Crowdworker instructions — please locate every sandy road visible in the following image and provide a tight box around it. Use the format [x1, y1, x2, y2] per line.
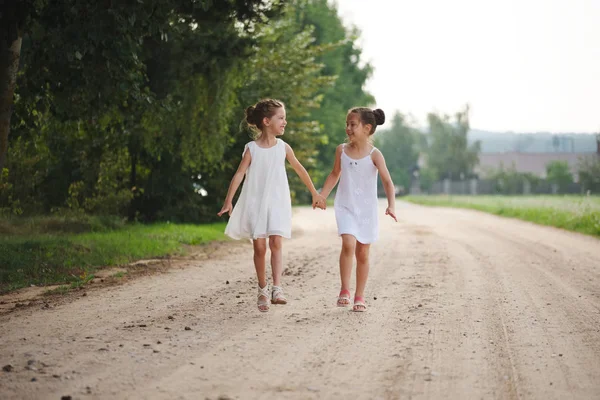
[1, 201, 600, 400]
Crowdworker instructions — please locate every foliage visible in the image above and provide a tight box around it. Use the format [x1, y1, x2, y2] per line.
[2, 0, 375, 224]
[2, 1, 287, 222]
[578, 156, 600, 194]
[425, 106, 481, 180]
[484, 164, 542, 195]
[293, 0, 374, 185]
[418, 167, 438, 192]
[374, 112, 420, 192]
[545, 160, 574, 191]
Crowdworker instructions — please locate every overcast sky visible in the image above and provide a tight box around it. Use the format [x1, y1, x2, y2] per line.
[335, 0, 600, 133]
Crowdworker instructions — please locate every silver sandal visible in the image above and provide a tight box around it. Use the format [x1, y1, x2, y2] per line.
[271, 285, 287, 305]
[257, 284, 270, 312]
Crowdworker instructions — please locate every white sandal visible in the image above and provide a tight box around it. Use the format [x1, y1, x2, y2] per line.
[271, 285, 287, 305]
[257, 284, 270, 312]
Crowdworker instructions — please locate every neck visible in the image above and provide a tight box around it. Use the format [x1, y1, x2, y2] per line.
[349, 139, 369, 150]
[258, 133, 277, 145]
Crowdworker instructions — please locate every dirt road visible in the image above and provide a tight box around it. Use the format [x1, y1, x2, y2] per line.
[1, 201, 600, 400]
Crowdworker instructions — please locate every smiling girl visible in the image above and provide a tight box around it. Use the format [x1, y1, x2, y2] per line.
[218, 99, 325, 312]
[319, 107, 397, 312]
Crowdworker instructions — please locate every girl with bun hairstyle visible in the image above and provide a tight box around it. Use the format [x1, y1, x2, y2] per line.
[218, 99, 326, 312]
[319, 107, 397, 312]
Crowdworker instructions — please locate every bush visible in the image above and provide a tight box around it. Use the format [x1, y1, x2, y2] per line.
[578, 156, 600, 194]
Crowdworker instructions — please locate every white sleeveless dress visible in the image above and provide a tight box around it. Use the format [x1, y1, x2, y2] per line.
[225, 139, 292, 240]
[334, 144, 379, 244]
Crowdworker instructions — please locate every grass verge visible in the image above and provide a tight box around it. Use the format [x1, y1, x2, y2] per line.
[404, 195, 600, 238]
[0, 222, 227, 294]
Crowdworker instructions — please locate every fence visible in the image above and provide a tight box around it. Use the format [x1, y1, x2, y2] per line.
[424, 179, 583, 195]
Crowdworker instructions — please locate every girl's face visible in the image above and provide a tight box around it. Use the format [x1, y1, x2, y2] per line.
[264, 107, 287, 136]
[345, 113, 371, 143]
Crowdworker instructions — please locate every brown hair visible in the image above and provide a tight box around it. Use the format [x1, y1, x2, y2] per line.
[348, 107, 385, 135]
[245, 99, 285, 138]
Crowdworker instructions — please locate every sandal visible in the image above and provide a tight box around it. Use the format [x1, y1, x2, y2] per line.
[337, 289, 351, 307]
[257, 284, 270, 312]
[271, 285, 287, 305]
[352, 296, 367, 312]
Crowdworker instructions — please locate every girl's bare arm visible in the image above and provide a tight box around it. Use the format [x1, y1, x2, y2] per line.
[285, 144, 326, 209]
[319, 144, 343, 199]
[372, 149, 397, 221]
[217, 149, 252, 216]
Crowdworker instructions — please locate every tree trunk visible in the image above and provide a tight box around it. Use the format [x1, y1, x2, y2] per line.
[128, 135, 139, 221]
[0, 35, 22, 172]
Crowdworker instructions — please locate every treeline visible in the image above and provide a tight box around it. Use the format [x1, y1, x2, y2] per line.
[3, 1, 597, 225]
[0, 0, 373, 222]
[375, 107, 480, 193]
[375, 108, 600, 194]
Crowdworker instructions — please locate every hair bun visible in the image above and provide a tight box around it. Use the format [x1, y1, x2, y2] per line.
[373, 109, 385, 125]
[245, 105, 258, 125]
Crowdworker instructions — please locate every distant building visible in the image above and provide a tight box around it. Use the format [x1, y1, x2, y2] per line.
[475, 152, 598, 181]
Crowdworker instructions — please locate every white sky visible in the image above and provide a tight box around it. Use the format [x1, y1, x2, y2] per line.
[335, 0, 600, 133]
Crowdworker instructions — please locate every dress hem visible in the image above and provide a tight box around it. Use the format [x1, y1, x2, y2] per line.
[225, 231, 292, 240]
[337, 231, 378, 245]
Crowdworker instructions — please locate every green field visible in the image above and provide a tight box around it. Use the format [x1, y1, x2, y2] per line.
[405, 195, 600, 238]
[0, 220, 227, 294]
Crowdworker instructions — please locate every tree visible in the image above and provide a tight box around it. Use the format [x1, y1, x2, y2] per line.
[374, 112, 419, 192]
[1, 0, 280, 178]
[486, 164, 541, 195]
[0, 0, 29, 172]
[425, 106, 480, 180]
[545, 160, 573, 192]
[293, 0, 374, 185]
[203, 4, 336, 214]
[577, 156, 600, 194]
[2, 0, 284, 219]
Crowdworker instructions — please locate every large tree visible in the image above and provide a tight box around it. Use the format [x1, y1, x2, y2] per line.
[425, 106, 481, 180]
[0, 0, 29, 172]
[1, 0, 283, 218]
[293, 0, 374, 184]
[0, 0, 279, 174]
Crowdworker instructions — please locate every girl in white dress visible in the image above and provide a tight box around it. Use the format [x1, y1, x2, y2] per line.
[218, 99, 326, 312]
[320, 107, 397, 312]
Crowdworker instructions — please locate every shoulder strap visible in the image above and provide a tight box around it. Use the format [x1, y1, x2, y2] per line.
[369, 146, 376, 154]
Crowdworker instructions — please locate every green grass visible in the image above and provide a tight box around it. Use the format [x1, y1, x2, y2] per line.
[405, 195, 600, 237]
[0, 222, 227, 294]
[0, 214, 126, 236]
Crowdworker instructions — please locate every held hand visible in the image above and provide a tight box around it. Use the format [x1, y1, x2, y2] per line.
[316, 198, 327, 210]
[312, 194, 327, 210]
[385, 207, 397, 222]
[217, 202, 233, 217]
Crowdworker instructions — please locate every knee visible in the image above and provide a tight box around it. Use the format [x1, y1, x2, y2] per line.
[254, 243, 267, 258]
[269, 236, 282, 252]
[341, 242, 355, 257]
[356, 248, 369, 264]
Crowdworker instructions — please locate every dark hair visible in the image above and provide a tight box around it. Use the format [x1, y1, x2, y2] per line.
[245, 99, 285, 137]
[348, 107, 385, 135]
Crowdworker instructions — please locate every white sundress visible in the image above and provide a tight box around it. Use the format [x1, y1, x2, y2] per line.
[225, 139, 292, 240]
[334, 144, 379, 244]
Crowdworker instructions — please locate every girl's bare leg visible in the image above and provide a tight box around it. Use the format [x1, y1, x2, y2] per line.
[269, 235, 287, 304]
[253, 238, 268, 288]
[253, 239, 269, 312]
[354, 241, 371, 310]
[269, 235, 283, 286]
[340, 234, 357, 292]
